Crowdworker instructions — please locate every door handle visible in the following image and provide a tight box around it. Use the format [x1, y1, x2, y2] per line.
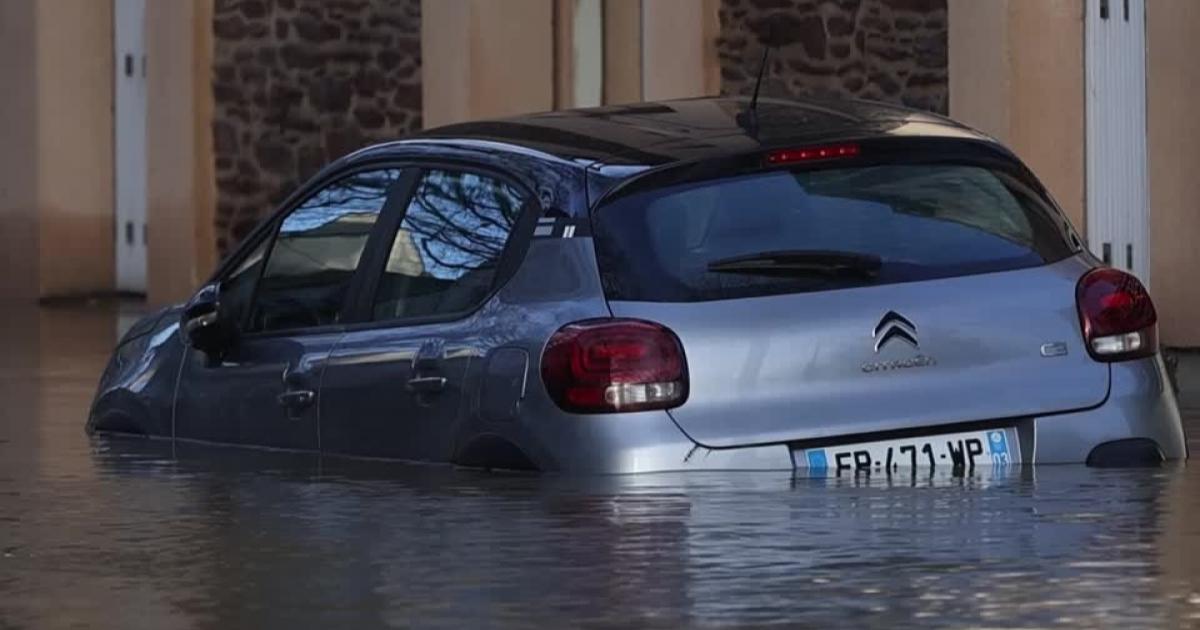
[406, 376, 447, 393]
[409, 340, 447, 396]
[277, 389, 315, 409]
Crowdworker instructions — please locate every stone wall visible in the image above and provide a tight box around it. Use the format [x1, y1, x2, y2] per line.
[717, 0, 948, 114]
[211, 0, 421, 255]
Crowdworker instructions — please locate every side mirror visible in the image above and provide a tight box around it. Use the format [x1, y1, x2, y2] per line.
[182, 283, 231, 355]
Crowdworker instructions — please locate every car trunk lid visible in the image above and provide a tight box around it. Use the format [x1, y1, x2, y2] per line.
[608, 257, 1106, 447]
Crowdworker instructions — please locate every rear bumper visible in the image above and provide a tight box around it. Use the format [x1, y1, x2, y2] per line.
[1033, 355, 1187, 464]
[535, 356, 1186, 474]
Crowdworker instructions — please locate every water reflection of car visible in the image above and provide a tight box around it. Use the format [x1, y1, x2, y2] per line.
[87, 96, 1187, 473]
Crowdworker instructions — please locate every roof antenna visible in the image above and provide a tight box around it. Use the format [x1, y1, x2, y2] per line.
[749, 45, 770, 116]
[738, 43, 773, 138]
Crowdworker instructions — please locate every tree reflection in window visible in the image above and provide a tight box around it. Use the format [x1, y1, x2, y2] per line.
[251, 169, 402, 332]
[374, 170, 525, 320]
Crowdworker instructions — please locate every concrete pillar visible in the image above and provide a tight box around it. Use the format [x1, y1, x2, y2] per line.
[1147, 0, 1200, 346]
[948, 0, 1086, 231]
[0, 0, 115, 302]
[144, 0, 216, 307]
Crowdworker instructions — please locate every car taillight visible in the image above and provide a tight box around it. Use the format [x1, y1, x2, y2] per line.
[1076, 268, 1158, 361]
[541, 319, 688, 414]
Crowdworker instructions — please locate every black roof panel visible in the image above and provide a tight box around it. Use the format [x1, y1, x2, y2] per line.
[415, 96, 992, 169]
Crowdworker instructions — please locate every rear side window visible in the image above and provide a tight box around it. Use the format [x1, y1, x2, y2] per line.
[593, 164, 1077, 302]
[372, 169, 526, 321]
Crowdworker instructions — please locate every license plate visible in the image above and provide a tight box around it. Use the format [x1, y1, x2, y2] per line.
[792, 428, 1020, 473]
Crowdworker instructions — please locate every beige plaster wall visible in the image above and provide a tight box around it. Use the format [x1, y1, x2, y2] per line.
[641, 0, 720, 101]
[422, 0, 717, 123]
[948, 0, 1086, 232]
[194, 0, 218, 290]
[35, 0, 116, 298]
[0, 0, 114, 301]
[1008, 1, 1086, 235]
[0, 0, 41, 302]
[421, 0, 554, 128]
[602, 0, 642, 104]
[952, 0, 1197, 345]
[145, 0, 216, 306]
[554, 0, 576, 109]
[948, 2, 1010, 142]
[1147, 0, 1200, 346]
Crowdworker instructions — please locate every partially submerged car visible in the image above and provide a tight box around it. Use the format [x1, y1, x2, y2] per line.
[88, 96, 1186, 473]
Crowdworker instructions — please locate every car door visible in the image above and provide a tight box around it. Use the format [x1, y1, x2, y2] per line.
[174, 167, 408, 450]
[319, 166, 533, 461]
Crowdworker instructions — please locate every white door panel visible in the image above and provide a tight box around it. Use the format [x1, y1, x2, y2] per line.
[1085, 0, 1150, 286]
[114, 0, 147, 293]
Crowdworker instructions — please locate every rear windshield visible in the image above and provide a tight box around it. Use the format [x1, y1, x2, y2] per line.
[592, 164, 1078, 302]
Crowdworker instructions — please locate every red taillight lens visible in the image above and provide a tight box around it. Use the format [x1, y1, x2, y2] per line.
[1076, 268, 1158, 361]
[765, 143, 860, 165]
[541, 319, 688, 414]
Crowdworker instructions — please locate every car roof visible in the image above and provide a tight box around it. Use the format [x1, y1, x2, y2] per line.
[409, 95, 993, 169]
[341, 95, 1002, 207]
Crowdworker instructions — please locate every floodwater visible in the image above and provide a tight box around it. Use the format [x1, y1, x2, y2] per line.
[3, 304, 1200, 629]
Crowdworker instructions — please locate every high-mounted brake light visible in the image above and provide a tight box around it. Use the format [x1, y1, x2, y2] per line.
[1076, 268, 1158, 362]
[766, 143, 860, 165]
[541, 319, 688, 414]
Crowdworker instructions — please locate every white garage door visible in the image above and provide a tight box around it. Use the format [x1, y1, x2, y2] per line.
[1085, 0, 1150, 286]
[114, 0, 148, 294]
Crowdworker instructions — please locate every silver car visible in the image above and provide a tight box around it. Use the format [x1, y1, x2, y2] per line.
[88, 97, 1187, 473]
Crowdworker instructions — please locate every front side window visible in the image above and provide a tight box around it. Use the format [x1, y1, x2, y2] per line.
[373, 169, 526, 321]
[218, 236, 269, 331]
[248, 168, 403, 332]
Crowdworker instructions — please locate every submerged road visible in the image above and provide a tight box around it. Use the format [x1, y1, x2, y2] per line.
[2, 303, 1199, 628]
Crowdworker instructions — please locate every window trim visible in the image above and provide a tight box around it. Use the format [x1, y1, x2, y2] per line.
[208, 157, 407, 284]
[208, 157, 542, 341]
[344, 162, 542, 332]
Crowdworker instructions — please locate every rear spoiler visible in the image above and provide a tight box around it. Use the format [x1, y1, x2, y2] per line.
[589, 136, 1026, 210]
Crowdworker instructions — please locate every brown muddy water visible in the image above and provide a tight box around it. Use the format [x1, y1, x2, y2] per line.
[2, 304, 1200, 629]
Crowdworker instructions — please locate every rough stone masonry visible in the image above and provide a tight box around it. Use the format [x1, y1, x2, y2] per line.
[211, 0, 421, 255]
[718, 0, 947, 113]
[208, 0, 946, 256]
